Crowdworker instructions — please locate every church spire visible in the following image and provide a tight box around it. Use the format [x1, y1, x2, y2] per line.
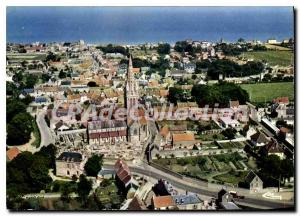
[128, 55, 134, 79]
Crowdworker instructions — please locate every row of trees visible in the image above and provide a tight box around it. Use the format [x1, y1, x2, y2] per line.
[96, 44, 129, 56]
[120, 56, 170, 78]
[207, 59, 264, 80]
[157, 43, 171, 55]
[215, 43, 247, 56]
[191, 83, 249, 107]
[174, 41, 201, 55]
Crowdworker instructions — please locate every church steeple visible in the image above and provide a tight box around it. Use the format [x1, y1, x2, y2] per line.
[128, 55, 134, 80]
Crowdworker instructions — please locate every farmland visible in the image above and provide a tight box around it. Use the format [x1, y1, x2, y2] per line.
[240, 82, 294, 103]
[241, 50, 293, 66]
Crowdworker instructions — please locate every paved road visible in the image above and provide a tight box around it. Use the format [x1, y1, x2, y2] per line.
[36, 110, 55, 150]
[103, 162, 294, 209]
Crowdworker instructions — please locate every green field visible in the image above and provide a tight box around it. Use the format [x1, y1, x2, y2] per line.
[241, 82, 294, 103]
[213, 171, 248, 185]
[241, 50, 293, 66]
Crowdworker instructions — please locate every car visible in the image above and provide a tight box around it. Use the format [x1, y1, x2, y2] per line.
[229, 191, 245, 199]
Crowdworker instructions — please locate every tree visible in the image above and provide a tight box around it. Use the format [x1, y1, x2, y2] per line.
[132, 58, 149, 68]
[270, 110, 278, 118]
[60, 183, 73, 202]
[84, 155, 103, 177]
[41, 73, 51, 83]
[6, 99, 27, 123]
[13, 70, 24, 83]
[168, 87, 185, 105]
[97, 44, 128, 56]
[77, 174, 92, 204]
[28, 155, 52, 190]
[87, 81, 98, 87]
[59, 70, 67, 79]
[222, 128, 237, 140]
[45, 52, 61, 62]
[7, 113, 34, 145]
[206, 59, 264, 80]
[21, 95, 34, 105]
[157, 43, 171, 55]
[35, 144, 57, 170]
[24, 74, 38, 88]
[191, 83, 249, 107]
[280, 158, 294, 183]
[237, 38, 245, 43]
[18, 48, 27, 53]
[7, 151, 53, 198]
[7, 82, 20, 98]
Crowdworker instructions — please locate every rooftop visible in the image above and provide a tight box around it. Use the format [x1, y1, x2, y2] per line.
[172, 194, 201, 205]
[6, 147, 21, 161]
[172, 133, 195, 142]
[57, 152, 82, 162]
[153, 195, 176, 208]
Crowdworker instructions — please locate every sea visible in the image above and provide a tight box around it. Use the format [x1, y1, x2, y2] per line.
[6, 6, 294, 45]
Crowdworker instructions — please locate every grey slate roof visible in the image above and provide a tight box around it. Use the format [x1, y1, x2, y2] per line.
[172, 194, 201, 205]
[57, 152, 82, 162]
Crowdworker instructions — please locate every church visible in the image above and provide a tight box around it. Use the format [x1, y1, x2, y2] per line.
[126, 55, 148, 144]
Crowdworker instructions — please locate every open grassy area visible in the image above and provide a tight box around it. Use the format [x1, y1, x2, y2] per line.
[7, 53, 46, 61]
[241, 50, 293, 66]
[264, 44, 292, 51]
[131, 49, 157, 57]
[32, 120, 41, 148]
[240, 82, 294, 103]
[213, 171, 248, 185]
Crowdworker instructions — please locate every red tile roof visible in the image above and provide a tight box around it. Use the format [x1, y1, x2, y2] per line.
[6, 147, 21, 161]
[273, 97, 289, 104]
[132, 68, 140, 73]
[172, 133, 195, 142]
[114, 160, 132, 186]
[153, 195, 176, 208]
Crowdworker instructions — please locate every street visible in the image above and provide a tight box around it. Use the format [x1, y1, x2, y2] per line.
[103, 161, 294, 210]
[36, 110, 55, 151]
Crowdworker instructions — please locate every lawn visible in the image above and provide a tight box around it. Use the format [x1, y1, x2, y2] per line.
[264, 44, 292, 51]
[240, 82, 294, 103]
[241, 50, 293, 66]
[32, 120, 41, 148]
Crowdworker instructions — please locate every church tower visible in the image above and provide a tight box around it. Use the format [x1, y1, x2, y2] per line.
[126, 55, 139, 112]
[126, 55, 140, 143]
